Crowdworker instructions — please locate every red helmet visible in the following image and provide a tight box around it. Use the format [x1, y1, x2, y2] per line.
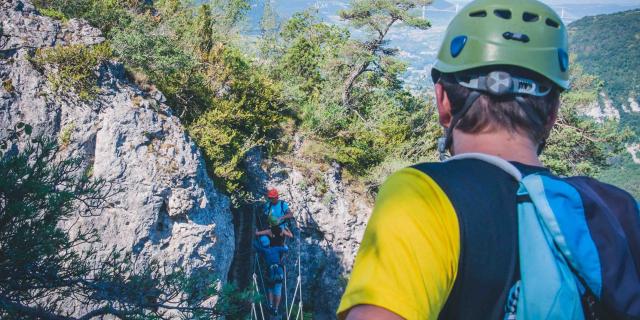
[267, 188, 279, 199]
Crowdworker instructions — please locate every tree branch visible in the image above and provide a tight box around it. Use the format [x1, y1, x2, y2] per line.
[0, 295, 72, 320]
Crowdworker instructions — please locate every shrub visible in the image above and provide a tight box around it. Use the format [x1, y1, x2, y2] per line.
[59, 122, 75, 147]
[33, 0, 144, 34]
[2, 79, 13, 93]
[188, 45, 288, 193]
[36, 7, 68, 21]
[31, 42, 113, 100]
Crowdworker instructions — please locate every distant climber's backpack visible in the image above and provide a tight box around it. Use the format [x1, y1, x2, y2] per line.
[450, 153, 640, 320]
[269, 264, 284, 283]
[266, 200, 289, 229]
[266, 201, 284, 222]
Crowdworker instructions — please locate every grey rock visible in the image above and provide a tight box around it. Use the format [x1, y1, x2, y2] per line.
[0, 0, 105, 52]
[0, 0, 234, 315]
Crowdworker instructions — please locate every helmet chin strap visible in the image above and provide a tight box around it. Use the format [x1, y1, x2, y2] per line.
[438, 91, 482, 161]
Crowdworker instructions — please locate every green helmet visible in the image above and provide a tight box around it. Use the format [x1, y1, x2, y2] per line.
[433, 0, 569, 89]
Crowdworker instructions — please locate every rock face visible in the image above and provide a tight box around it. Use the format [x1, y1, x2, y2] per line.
[245, 136, 372, 319]
[0, 0, 234, 313]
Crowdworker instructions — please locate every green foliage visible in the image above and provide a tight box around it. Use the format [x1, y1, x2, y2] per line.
[59, 122, 75, 146]
[268, 9, 440, 182]
[569, 9, 640, 134]
[338, 0, 431, 107]
[597, 151, 640, 199]
[36, 7, 68, 21]
[110, 18, 210, 119]
[210, 0, 251, 29]
[33, 0, 147, 35]
[260, 0, 279, 37]
[45, 0, 287, 197]
[339, 0, 431, 32]
[287, 303, 314, 320]
[2, 79, 13, 93]
[188, 45, 287, 193]
[31, 42, 113, 100]
[196, 4, 215, 55]
[541, 65, 633, 176]
[213, 282, 257, 319]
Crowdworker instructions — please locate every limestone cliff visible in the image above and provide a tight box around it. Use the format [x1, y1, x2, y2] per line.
[0, 0, 234, 314]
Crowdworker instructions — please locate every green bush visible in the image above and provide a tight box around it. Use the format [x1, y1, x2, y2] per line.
[110, 19, 210, 120]
[31, 42, 113, 100]
[36, 7, 68, 21]
[2, 79, 13, 93]
[34, 0, 144, 34]
[188, 45, 288, 193]
[59, 122, 75, 147]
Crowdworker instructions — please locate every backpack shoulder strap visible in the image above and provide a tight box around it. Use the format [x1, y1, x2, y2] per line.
[515, 174, 586, 319]
[447, 153, 522, 181]
[414, 159, 521, 320]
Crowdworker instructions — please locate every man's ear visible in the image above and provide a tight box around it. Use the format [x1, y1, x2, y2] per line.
[435, 82, 453, 128]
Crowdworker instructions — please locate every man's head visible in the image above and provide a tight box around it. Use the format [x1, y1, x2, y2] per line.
[267, 188, 279, 203]
[431, 0, 569, 156]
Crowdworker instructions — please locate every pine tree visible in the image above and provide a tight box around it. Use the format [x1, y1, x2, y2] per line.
[339, 0, 432, 107]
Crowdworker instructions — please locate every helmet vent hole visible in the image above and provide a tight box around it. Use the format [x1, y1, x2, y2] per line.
[545, 18, 560, 28]
[523, 12, 539, 22]
[494, 9, 512, 19]
[469, 10, 487, 17]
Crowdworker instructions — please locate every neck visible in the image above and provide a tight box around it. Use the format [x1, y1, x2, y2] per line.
[451, 128, 544, 167]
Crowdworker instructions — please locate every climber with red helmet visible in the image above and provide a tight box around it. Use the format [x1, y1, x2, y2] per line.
[263, 188, 294, 232]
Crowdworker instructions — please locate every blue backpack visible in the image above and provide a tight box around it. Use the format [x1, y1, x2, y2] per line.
[450, 153, 640, 320]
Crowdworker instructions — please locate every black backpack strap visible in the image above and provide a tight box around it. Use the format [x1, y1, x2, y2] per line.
[412, 160, 521, 320]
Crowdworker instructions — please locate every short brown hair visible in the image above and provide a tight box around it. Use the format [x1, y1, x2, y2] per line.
[438, 70, 561, 144]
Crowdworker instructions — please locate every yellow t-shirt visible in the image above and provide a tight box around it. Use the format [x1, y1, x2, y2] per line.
[337, 167, 460, 319]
